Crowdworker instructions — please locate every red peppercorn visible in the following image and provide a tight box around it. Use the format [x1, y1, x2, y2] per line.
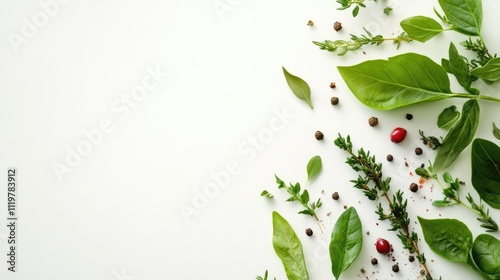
[375, 238, 391, 255]
[390, 127, 407, 143]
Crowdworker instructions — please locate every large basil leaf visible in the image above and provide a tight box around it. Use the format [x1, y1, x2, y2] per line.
[471, 234, 500, 278]
[272, 211, 309, 280]
[418, 217, 473, 262]
[438, 0, 482, 36]
[448, 42, 472, 89]
[471, 138, 500, 208]
[400, 16, 444, 42]
[437, 105, 460, 129]
[307, 155, 322, 181]
[471, 57, 500, 83]
[282, 67, 314, 109]
[330, 207, 362, 280]
[337, 53, 454, 110]
[433, 99, 480, 173]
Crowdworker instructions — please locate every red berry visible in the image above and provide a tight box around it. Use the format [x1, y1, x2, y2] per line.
[375, 238, 391, 254]
[390, 127, 407, 143]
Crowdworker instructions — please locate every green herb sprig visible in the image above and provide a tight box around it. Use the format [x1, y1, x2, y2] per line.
[334, 134, 434, 280]
[256, 270, 276, 280]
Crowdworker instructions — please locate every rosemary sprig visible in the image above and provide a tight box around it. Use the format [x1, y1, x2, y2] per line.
[334, 134, 433, 280]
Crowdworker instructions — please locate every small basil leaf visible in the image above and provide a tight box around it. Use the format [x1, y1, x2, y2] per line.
[471, 138, 500, 208]
[471, 234, 500, 278]
[418, 217, 473, 262]
[306, 155, 322, 181]
[438, 0, 482, 36]
[337, 53, 454, 110]
[330, 207, 362, 280]
[272, 211, 309, 280]
[301, 189, 310, 204]
[441, 58, 451, 73]
[260, 190, 274, 198]
[437, 105, 460, 130]
[400, 16, 444, 42]
[494, 123, 500, 140]
[432, 200, 453, 206]
[448, 42, 472, 89]
[471, 57, 500, 83]
[433, 99, 480, 173]
[282, 67, 313, 109]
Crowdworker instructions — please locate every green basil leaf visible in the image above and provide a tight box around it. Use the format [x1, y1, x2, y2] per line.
[260, 190, 274, 198]
[471, 234, 500, 278]
[433, 99, 480, 173]
[330, 207, 362, 280]
[471, 57, 500, 83]
[418, 217, 473, 262]
[442, 58, 451, 73]
[432, 200, 453, 206]
[306, 155, 322, 181]
[337, 53, 454, 110]
[448, 42, 472, 89]
[272, 211, 309, 280]
[494, 123, 500, 140]
[282, 67, 313, 109]
[471, 138, 500, 208]
[437, 105, 460, 129]
[400, 16, 444, 42]
[438, 0, 482, 36]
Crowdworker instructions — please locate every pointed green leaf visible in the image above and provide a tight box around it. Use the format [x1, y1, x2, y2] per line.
[447, 43, 472, 89]
[437, 105, 460, 129]
[438, 0, 482, 36]
[272, 211, 309, 280]
[337, 53, 454, 110]
[400, 16, 444, 42]
[306, 155, 322, 181]
[330, 207, 363, 280]
[471, 57, 500, 83]
[282, 67, 313, 109]
[433, 99, 480, 172]
[471, 138, 500, 208]
[494, 123, 500, 140]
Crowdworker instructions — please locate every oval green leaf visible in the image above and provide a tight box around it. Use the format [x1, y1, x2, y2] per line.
[471, 57, 500, 83]
[471, 138, 500, 208]
[471, 234, 500, 278]
[400, 16, 444, 42]
[330, 207, 362, 280]
[448, 42, 472, 89]
[418, 217, 473, 262]
[437, 105, 460, 129]
[494, 123, 500, 140]
[282, 67, 313, 109]
[306, 155, 322, 181]
[433, 99, 480, 173]
[337, 53, 454, 110]
[272, 211, 309, 280]
[438, 0, 482, 36]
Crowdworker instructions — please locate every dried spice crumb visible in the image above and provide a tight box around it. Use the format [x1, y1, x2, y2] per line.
[305, 228, 313, 236]
[386, 154, 393, 162]
[392, 264, 399, 272]
[405, 161, 409, 167]
[415, 147, 423, 155]
[332, 192, 340, 200]
[333, 21, 342, 32]
[366, 231, 370, 235]
[360, 268, 365, 274]
[330, 82, 336, 89]
[343, 204, 347, 209]
[410, 183, 419, 193]
[371, 258, 378, 265]
[408, 255, 415, 262]
[307, 20, 314, 26]
[406, 113, 413, 120]
[315, 131, 324, 140]
[331, 96, 339, 105]
[420, 270, 426, 276]
[368, 117, 379, 127]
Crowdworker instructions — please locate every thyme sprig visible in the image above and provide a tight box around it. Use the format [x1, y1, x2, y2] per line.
[415, 167, 498, 232]
[334, 134, 433, 280]
[313, 28, 412, 56]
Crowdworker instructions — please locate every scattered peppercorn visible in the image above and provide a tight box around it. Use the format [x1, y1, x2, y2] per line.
[406, 113, 413, 120]
[368, 117, 379, 127]
[420, 270, 426, 276]
[332, 192, 339, 200]
[360, 268, 365, 274]
[421, 163, 425, 168]
[410, 183, 419, 193]
[307, 20, 314, 26]
[386, 154, 394, 162]
[305, 228, 313, 236]
[315, 131, 324, 140]
[415, 147, 423, 155]
[330, 82, 336, 89]
[371, 258, 378, 265]
[331, 96, 339, 105]
[392, 264, 399, 272]
[333, 21, 342, 31]
[409, 255, 415, 262]
[343, 204, 347, 209]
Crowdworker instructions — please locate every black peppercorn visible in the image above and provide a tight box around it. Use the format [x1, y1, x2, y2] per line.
[368, 117, 378, 127]
[332, 192, 339, 200]
[305, 228, 313, 236]
[415, 147, 423, 155]
[409, 255, 415, 262]
[371, 258, 378, 265]
[410, 183, 419, 192]
[331, 97, 339, 105]
[333, 21, 342, 31]
[406, 113, 413, 120]
[386, 154, 394, 162]
[392, 264, 399, 272]
[315, 131, 324, 140]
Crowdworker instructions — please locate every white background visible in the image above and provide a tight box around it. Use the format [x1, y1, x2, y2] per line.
[1, 0, 500, 279]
